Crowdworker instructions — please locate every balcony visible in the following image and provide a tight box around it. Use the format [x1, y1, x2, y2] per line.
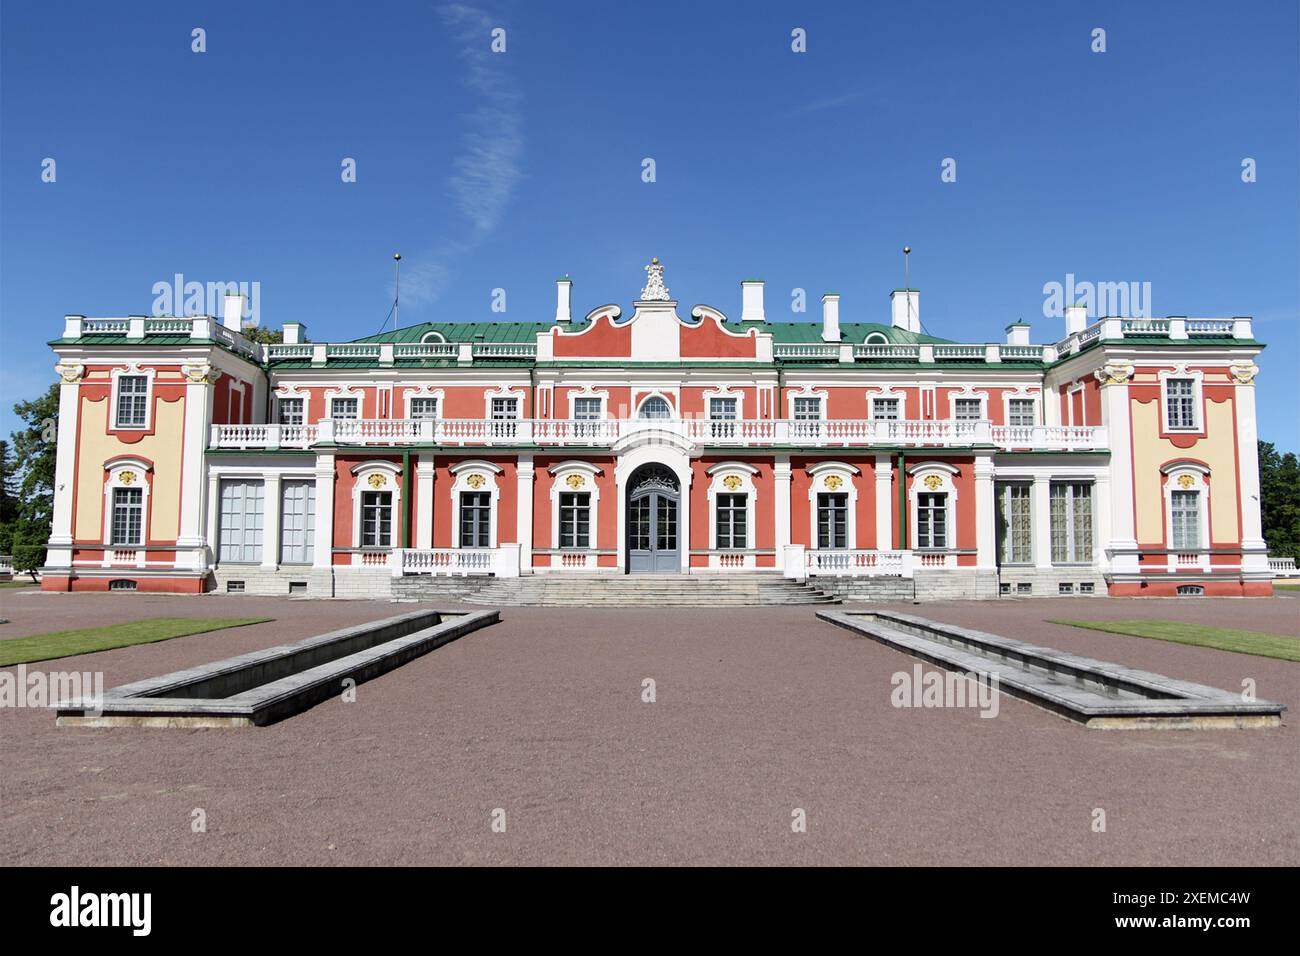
[210, 418, 1107, 452]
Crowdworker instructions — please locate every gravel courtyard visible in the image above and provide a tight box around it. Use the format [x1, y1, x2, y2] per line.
[1, 588, 1296, 866]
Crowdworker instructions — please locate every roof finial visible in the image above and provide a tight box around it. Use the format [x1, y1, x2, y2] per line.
[641, 257, 670, 301]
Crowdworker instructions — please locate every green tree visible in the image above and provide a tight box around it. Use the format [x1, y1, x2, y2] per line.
[1, 384, 60, 578]
[0, 439, 18, 525]
[1259, 440, 1300, 561]
[243, 326, 283, 345]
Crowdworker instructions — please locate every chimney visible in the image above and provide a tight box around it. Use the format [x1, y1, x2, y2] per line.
[555, 277, 572, 326]
[283, 321, 306, 345]
[1065, 303, 1087, 336]
[1005, 321, 1030, 346]
[821, 293, 841, 342]
[890, 288, 919, 333]
[741, 280, 765, 325]
[222, 292, 245, 331]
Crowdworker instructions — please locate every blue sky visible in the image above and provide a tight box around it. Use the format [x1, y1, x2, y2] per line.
[1, 0, 1296, 448]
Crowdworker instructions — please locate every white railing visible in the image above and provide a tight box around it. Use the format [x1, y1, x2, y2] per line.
[774, 343, 840, 360]
[396, 545, 520, 577]
[209, 417, 1107, 451]
[266, 344, 314, 360]
[999, 344, 1044, 361]
[82, 319, 130, 334]
[394, 343, 458, 359]
[933, 344, 986, 360]
[852, 344, 920, 361]
[806, 550, 912, 577]
[472, 342, 536, 358]
[1267, 556, 1298, 577]
[1186, 319, 1234, 337]
[1122, 318, 1169, 336]
[915, 551, 957, 569]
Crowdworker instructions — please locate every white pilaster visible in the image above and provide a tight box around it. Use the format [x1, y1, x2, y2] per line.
[1093, 472, 1112, 572]
[313, 453, 336, 569]
[46, 366, 83, 569]
[175, 366, 215, 570]
[416, 454, 435, 549]
[874, 454, 893, 550]
[1232, 368, 1269, 573]
[1098, 368, 1139, 574]
[974, 455, 997, 570]
[516, 454, 534, 573]
[205, 471, 221, 567]
[773, 455, 792, 552]
[1032, 474, 1054, 569]
[261, 473, 282, 569]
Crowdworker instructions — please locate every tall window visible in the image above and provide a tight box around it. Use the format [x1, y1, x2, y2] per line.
[1008, 399, 1035, 427]
[709, 398, 738, 420]
[917, 492, 947, 549]
[218, 479, 264, 563]
[573, 397, 602, 420]
[872, 398, 900, 421]
[409, 397, 439, 420]
[331, 398, 359, 421]
[280, 480, 316, 564]
[793, 397, 821, 420]
[1050, 482, 1093, 563]
[361, 491, 392, 548]
[1165, 378, 1197, 430]
[996, 483, 1032, 565]
[115, 375, 149, 428]
[460, 492, 491, 547]
[715, 493, 747, 549]
[1170, 490, 1201, 550]
[490, 397, 520, 420]
[277, 397, 304, 425]
[817, 493, 848, 549]
[638, 396, 672, 419]
[110, 487, 144, 545]
[558, 492, 591, 549]
[954, 398, 982, 421]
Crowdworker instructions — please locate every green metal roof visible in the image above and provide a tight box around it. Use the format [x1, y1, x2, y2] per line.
[353, 321, 550, 344]
[762, 321, 952, 345]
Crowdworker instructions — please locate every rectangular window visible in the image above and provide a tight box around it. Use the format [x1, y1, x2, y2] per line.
[715, 493, 747, 550]
[115, 375, 149, 428]
[996, 483, 1032, 565]
[459, 491, 491, 547]
[916, 492, 947, 549]
[1171, 490, 1200, 550]
[573, 397, 602, 420]
[110, 487, 144, 545]
[817, 493, 848, 549]
[558, 492, 591, 549]
[277, 397, 304, 426]
[280, 480, 316, 564]
[872, 398, 900, 421]
[491, 397, 520, 420]
[1008, 399, 1035, 427]
[954, 398, 982, 421]
[1165, 378, 1198, 430]
[330, 398, 359, 421]
[1050, 482, 1094, 563]
[793, 397, 821, 420]
[409, 397, 439, 420]
[709, 398, 738, 420]
[361, 490, 392, 548]
[218, 479, 264, 563]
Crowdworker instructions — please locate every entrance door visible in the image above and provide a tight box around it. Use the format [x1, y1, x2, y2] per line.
[627, 464, 680, 572]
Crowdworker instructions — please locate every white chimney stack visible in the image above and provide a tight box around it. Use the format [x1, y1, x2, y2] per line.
[1065, 303, 1087, 336]
[1005, 321, 1030, 346]
[222, 292, 245, 331]
[283, 321, 306, 345]
[555, 277, 572, 325]
[890, 288, 919, 333]
[821, 293, 841, 342]
[741, 280, 765, 324]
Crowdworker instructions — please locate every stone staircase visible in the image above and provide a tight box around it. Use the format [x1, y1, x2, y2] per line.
[399, 572, 841, 607]
[809, 576, 916, 602]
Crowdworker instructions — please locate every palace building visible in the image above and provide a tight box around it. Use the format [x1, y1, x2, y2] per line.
[41, 258, 1273, 599]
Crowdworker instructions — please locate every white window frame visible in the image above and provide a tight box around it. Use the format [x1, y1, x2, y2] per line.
[996, 481, 1033, 565]
[1161, 464, 1210, 552]
[702, 385, 745, 422]
[110, 366, 155, 431]
[349, 461, 402, 550]
[279, 479, 316, 565]
[403, 386, 445, 420]
[330, 396, 360, 421]
[806, 461, 860, 550]
[907, 464, 959, 551]
[101, 459, 153, 546]
[565, 386, 609, 420]
[216, 477, 265, 564]
[946, 387, 989, 421]
[1049, 480, 1094, 565]
[705, 463, 758, 551]
[449, 460, 502, 549]
[1005, 394, 1038, 428]
[276, 396, 305, 425]
[636, 393, 674, 419]
[1159, 368, 1203, 433]
[871, 397, 901, 421]
[547, 461, 602, 550]
[484, 386, 526, 421]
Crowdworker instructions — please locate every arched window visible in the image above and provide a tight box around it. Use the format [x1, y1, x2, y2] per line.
[638, 396, 672, 420]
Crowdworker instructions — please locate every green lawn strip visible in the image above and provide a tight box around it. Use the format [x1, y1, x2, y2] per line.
[1048, 619, 1300, 662]
[0, 617, 272, 666]
[0, 580, 40, 589]
[1274, 582, 1300, 591]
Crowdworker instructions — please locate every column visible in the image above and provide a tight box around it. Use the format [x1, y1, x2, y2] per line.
[1092, 472, 1112, 572]
[415, 454, 435, 549]
[874, 454, 892, 551]
[313, 453, 335, 569]
[1232, 367, 1269, 574]
[773, 455, 792, 552]
[46, 365, 84, 569]
[974, 454, 997, 570]
[206, 471, 221, 565]
[1098, 367, 1139, 574]
[1032, 474, 1053, 569]
[516, 454, 534, 573]
[177, 364, 216, 570]
[260, 473, 281, 569]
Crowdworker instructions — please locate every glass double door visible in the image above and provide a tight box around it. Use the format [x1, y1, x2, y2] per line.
[627, 467, 680, 572]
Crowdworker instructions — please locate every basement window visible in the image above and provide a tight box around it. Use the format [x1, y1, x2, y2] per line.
[288, 581, 307, 595]
[1079, 582, 1095, 594]
[999, 582, 1011, 595]
[1059, 583, 1074, 595]
[1016, 582, 1032, 594]
[1176, 584, 1205, 596]
[108, 579, 137, 591]
[226, 580, 246, 593]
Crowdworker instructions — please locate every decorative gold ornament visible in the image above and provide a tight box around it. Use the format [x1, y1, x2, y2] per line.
[566, 474, 586, 490]
[1093, 361, 1134, 387]
[723, 474, 743, 491]
[923, 474, 943, 491]
[1177, 474, 1195, 489]
[183, 363, 217, 384]
[368, 474, 386, 489]
[1229, 362, 1258, 385]
[823, 474, 843, 491]
[119, 471, 137, 486]
[467, 474, 486, 489]
[55, 362, 84, 384]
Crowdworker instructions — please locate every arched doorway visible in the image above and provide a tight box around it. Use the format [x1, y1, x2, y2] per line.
[626, 463, 680, 572]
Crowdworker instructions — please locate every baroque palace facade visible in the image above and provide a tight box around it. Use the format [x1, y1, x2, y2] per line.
[42, 259, 1273, 598]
